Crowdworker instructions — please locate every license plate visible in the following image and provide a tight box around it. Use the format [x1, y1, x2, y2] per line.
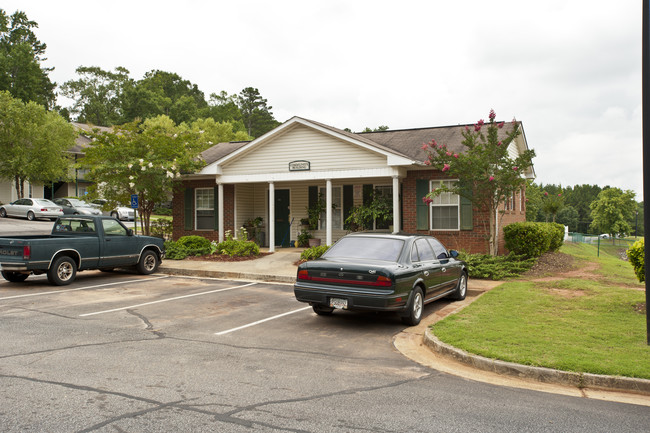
[329, 297, 348, 309]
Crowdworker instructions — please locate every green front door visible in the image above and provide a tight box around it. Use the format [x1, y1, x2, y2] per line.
[274, 189, 291, 247]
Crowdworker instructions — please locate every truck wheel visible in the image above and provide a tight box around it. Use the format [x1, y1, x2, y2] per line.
[27, 211, 35, 221]
[137, 250, 159, 275]
[1, 271, 29, 283]
[47, 256, 77, 286]
[401, 287, 424, 326]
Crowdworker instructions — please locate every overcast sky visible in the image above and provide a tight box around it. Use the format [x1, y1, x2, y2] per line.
[4, 0, 644, 198]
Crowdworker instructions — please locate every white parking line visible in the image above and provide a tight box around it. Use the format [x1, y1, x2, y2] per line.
[79, 282, 257, 317]
[0, 275, 169, 300]
[214, 306, 311, 336]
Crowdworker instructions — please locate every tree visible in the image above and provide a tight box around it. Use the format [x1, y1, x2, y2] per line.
[237, 87, 280, 137]
[589, 187, 636, 237]
[424, 109, 536, 255]
[540, 190, 564, 222]
[556, 205, 579, 232]
[121, 70, 208, 125]
[0, 91, 76, 197]
[0, 9, 55, 108]
[181, 118, 251, 150]
[80, 116, 207, 234]
[60, 66, 132, 126]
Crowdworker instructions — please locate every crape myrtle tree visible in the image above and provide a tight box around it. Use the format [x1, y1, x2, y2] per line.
[423, 109, 535, 256]
[80, 115, 207, 235]
[0, 91, 76, 198]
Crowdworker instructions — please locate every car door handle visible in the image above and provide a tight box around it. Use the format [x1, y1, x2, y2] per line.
[424, 271, 429, 276]
[441, 267, 447, 273]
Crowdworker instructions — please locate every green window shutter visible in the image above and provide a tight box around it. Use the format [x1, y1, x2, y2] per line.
[362, 184, 373, 206]
[343, 185, 353, 229]
[460, 196, 473, 230]
[416, 179, 429, 230]
[213, 186, 219, 231]
[184, 188, 194, 230]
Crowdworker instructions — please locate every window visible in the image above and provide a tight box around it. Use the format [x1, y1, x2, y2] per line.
[412, 238, 435, 261]
[427, 238, 448, 259]
[429, 180, 459, 230]
[102, 219, 127, 236]
[195, 188, 215, 230]
[319, 186, 342, 229]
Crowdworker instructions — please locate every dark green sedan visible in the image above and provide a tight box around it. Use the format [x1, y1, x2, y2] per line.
[294, 233, 468, 326]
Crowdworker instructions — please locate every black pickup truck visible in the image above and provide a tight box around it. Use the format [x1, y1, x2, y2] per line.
[0, 216, 165, 285]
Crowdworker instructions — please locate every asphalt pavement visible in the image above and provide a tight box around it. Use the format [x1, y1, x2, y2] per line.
[158, 248, 650, 406]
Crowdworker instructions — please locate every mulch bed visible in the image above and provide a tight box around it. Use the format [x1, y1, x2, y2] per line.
[184, 252, 273, 262]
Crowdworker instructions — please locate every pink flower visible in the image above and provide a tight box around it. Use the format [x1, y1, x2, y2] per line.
[477, 119, 485, 126]
[489, 176, 495, 182]
[446, 151, 452, 156]
[497, 141, 502, 146]
[558, 193, 562, 197]
[430, 139, 437, 147]
[464, 125, 470, 132]
[453, 153, 459, 158]
[474, 124, 482, 132]
[513, 166, 518, 171]
[421, 143, 428, 150]
[442, 163, 450, 172]
[422, 197, 433, 205]
[424, 160, 431, 166]
[489, 109, 496, 120]
[497, 122, 504, 129]
[544, 192, 549, 196]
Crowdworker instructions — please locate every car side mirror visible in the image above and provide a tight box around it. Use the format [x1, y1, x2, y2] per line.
[127, 229, 134, 236]
[449, 250, 459, 258]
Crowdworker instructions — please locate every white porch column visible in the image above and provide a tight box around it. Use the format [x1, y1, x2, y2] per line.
[326, 179, 332, 246]
[392, 176, 400, 233]
[268, 182, 275, 253]
[218, 183, 224, 243]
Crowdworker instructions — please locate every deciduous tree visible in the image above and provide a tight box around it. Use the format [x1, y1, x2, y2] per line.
[423, 109, 535, 255]
[80, 116, 206, 234]
[589, 187, 636, 237]
[0, 91, 76, 197]
[0, 9, 55, 108]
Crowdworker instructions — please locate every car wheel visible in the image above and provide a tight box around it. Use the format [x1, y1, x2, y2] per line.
[136, 250, 159, 275]
[1, 271, 29, 283]
[0, 208, 6, 218]
[27, 211, 35, 221]
[47, 256, 77, 286]
[401, 287, 424, 326]
[449, 272, 468, 301]
[312, 304, 334, 316]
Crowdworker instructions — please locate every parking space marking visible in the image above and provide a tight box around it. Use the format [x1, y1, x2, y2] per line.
[0, 275, 169, 301]
[214, 306, 311, 336]
[79, 281, 258, 317]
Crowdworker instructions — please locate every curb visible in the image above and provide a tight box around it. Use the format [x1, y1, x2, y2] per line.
[158, 266, 296, 284]
[423, 329, 650, 396]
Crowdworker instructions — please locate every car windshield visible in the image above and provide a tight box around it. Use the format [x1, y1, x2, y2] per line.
[68, 199, 91, 207]
[34, 199, 56, 206]
[324, 237, 405, 262]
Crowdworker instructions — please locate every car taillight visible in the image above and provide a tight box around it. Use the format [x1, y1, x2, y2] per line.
[23, 246, 31, 260]
[297, 270, 392, 287]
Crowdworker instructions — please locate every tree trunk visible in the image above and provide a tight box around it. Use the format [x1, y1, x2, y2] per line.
[14, 175, 24, 199]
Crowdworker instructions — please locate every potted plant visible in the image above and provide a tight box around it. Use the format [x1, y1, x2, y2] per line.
[297, 229, 313, 247]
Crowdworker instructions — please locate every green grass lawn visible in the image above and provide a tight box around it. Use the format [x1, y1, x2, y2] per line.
[433, 242, 650, 379]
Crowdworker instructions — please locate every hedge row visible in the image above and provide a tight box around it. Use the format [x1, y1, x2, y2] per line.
[627, 239, 645, 283]
[503, 222, 564, 258]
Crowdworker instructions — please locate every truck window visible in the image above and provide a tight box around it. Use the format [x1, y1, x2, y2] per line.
[102, 219, 128, 236]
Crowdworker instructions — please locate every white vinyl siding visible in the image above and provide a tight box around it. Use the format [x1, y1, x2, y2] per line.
[222, 125, 387, 175]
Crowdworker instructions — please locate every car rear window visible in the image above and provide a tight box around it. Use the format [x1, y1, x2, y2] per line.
[324, 237, 404, 262]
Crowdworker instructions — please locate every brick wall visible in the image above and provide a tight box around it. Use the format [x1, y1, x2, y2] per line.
[402, 170, 526, 254]
[172, 180, 235, 241]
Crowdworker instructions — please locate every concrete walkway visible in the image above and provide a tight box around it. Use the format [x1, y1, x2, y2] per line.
[157, 250, 650, 405]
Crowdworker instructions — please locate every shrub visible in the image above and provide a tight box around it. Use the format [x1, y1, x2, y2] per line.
[548, 222, 565, 252]
[176, 235, 212, 256]
[300, 245, 330, 261]
[504, 222, 555, 258]
[215, 229, 260, 257]
[164, 240, 188, 260]
[627, 239, 645, 282]
[460, 252, 537, 280]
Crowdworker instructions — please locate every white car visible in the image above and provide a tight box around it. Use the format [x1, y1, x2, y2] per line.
[89, 199, 135, 221]
[0, 198, 64, 221]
